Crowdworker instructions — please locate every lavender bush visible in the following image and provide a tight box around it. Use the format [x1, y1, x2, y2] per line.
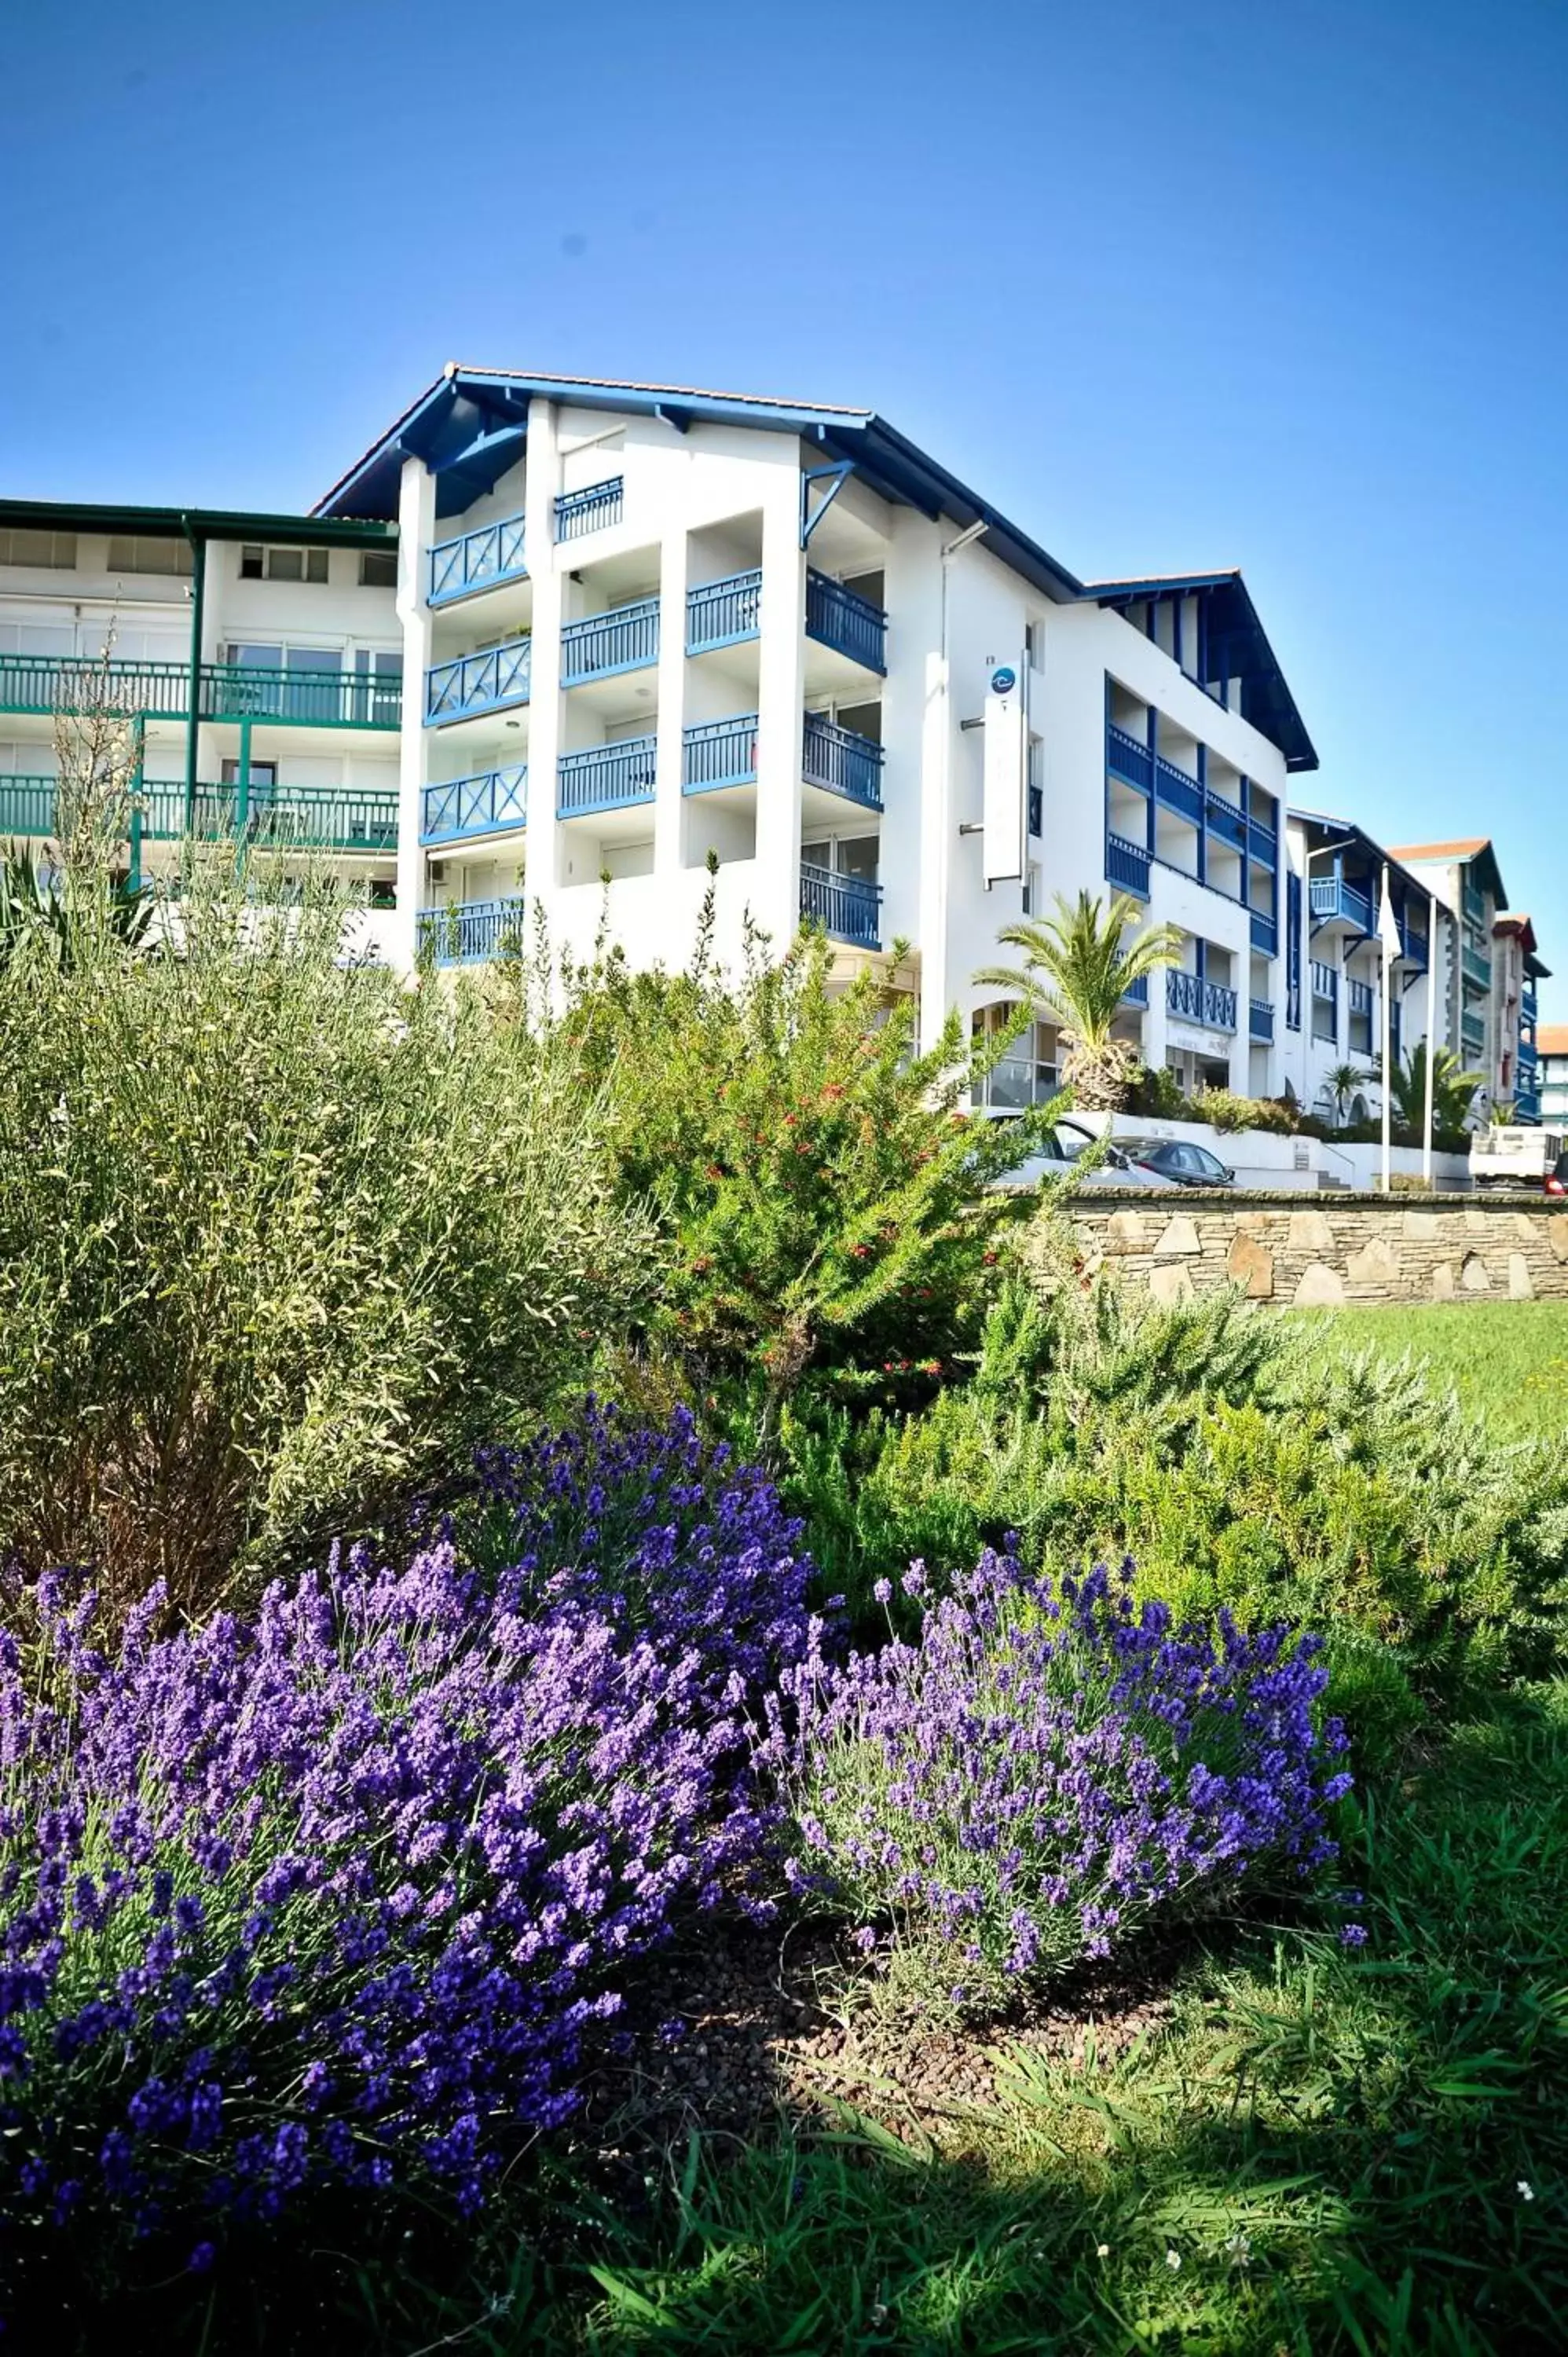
[0, 1414, 816, 2284]
[769, 1553, 1351, 2010]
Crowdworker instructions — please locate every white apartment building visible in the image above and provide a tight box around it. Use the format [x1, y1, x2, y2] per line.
[1386, 839, 1550, 1121]
[3, 368, 1548, 1126]
[0, 502, 403, 950]
[1539, 1026, 1568, 1126]
[302, 365, 1317, 1094]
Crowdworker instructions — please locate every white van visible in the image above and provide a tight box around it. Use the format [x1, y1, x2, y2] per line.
[1469, 1127, 1566, 1189]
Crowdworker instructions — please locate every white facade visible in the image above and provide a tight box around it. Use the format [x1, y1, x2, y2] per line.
[335, 373, 1302, 1095]
[5, 369, 1549, 1126]
[0, 511, 401, 917]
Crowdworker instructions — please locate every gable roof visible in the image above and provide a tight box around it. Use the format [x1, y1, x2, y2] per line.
[1389, 836, 1508, 907]
[313, 364, 1317, 772]
[1537, 1024, 1568, 1057]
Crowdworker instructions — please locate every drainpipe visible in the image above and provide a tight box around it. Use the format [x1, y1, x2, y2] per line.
[181, 514, 205, 833]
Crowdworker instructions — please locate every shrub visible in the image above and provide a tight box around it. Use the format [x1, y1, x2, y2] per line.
[538, 894, 1049, 1421]
[0, 1413, 811, 2305]
[771, 1553, 1350, 2010]
[0, 861, 654, 1622]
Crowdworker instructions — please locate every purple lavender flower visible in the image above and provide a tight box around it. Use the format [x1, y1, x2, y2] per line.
[768, 1551, 1350, 2009]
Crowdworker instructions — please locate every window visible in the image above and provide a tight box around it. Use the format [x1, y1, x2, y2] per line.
[1025, 618, 1045, 669]
[220, 759, 278, 790]
[107, 537, 194, 577]
[0, 528, 76, 568]
[240, 544, 328, 584]
[359, 548, 397, 589]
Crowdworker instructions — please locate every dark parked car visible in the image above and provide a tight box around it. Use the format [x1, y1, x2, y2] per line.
[1130, 1138, 1236, 1189]
[1546, 1150, 1568, 1198]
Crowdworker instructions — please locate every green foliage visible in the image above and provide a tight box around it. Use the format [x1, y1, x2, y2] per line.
[546, 891, 1047, 1418]
[0, 859, 654, 1622]
[974, 889, 1184, 1108]
[1390, 1039, 1486, 1138]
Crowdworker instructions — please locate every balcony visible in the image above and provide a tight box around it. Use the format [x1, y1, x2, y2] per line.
[557, 734, 658, 818]
[562, 599, 660, 686]
[418, 896, 526, 966]
[1518, 1036, 1540, 1073]
[1105, 830, 1151, 897]
[1462, 944, 1492, 992]
[1250, 909, 1279, 956]
[1167, 968, 1237, 1032]
[1154, 757, 1203, 824]
[804, 570, 886, 673]
[0, 651, 192, 720]
[687, 569, 761, 654]
[425, 640, 531, 726]
[200, 664, 401, 731]
[800, 863, 881, 949]
[1248, 816, 1279, 866]
[802, 713, 884, 810]
[1347, 977, 1375, 1018]
[1105, 720, 1152, 793]
[1310, 874, 1374, 935]
[1397, 915, 1428, 970]
[1463, 880, 1486, 927]
[1462, 1009, 1486, 1057]
[683, 714, 757, 794]
[1523, 981, 1540, 1025]
[1204, 789, 1247, 850]
[1516, 1083, 1542, 1123]
[1249, 998, 1274, 1042]
[555, 479, 623, 541]
[0, 775, 399, 852]
[427, 512, 526, 607]
[421, 764, 528, 846]
[1119, 971, 1149, 1008]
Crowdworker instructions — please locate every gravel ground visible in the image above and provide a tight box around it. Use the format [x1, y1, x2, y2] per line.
[581, 1919, 1179, 2151]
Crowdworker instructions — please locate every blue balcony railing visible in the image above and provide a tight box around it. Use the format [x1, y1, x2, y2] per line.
[687, 569, 762, 653]
[557, 734, 658, 817]
[0, 652, 194, 720]
[555, 478, 623, 541]
[1462, 944, 1492, 991]
[427, 511, 527, 605]
[800, 863, 881, 948]
[1518, 1036, 1540, 1072]
[1205, 790, 1247, 849]
[561, 598, 660, 684]
[683, 714, 757, 794]
[1105, 831, 1151, 896]
[804, 570, 887, 673]
[1105, 720, 1153, 793]
[1516, 1088, 1542, 1123]
[421, 764, 528, 845]
[1155, 757, 1203, 823]
[1119, 971, 1149, 1007]
[1463, 1009, 1486, 1055]
[418, 896, 526, 966]
[1347, 977, 1374, 1017]
[1397, 915, 1428, 970]
[0, 773, 398, 852]
[1523, 981, 1540, 1024]
[802, 713, 884, 809]
[1247, 816, 1279, 865]
[1167, 967, 1237, 1032]
[1250, 909, 1279, 955]
[1310, 874, 1374, 934]
[425, 639, 531, 725]
[1249, 998, 1275, 1041]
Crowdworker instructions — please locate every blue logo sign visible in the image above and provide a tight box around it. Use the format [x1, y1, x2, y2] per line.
[990, 665, 1017, 695]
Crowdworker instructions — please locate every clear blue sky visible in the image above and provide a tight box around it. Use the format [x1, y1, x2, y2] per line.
[6, 0, 1565, 1008]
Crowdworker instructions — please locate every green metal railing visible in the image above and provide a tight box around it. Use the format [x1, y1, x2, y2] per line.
[0, 654, 191, 718]
[0, 775, 397, 852]
[0, 654, 401, 730]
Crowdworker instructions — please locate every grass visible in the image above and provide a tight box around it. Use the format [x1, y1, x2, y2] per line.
[1294, 1300, 1568, 1442]
[355, 1684, 1568, 2355]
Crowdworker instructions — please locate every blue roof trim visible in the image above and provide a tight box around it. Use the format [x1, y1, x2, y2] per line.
[313, 369, 1309, 767]
[1087, 571, 1317, 774]
[1290, 810, 1431, 904]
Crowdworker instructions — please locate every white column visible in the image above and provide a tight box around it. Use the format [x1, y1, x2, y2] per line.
[393, 456, 435, 970]
[522, 398, 566, 907]
[752, 482, 807, 948]
[652, 520, 689, 877]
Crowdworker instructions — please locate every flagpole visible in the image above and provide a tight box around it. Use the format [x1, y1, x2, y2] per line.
[1380, 863, 1394, 1193]
[1422, 889, 1438, 1187]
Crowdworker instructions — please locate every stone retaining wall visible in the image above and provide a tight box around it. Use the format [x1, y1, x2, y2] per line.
[1068, 1192, 1568, 1307]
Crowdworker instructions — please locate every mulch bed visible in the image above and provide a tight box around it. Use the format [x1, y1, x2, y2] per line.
[580, 1918, 1181, 2151]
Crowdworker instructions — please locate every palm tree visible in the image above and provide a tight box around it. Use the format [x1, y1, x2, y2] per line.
[974, 890, 1184, 1111]
[1388, 1041, 1485, 1138]
[1324, 1062, 1376, 1127]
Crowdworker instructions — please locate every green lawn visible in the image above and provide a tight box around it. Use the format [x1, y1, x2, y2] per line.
[391, 1686, 1568, 2355]
[1293, 1300, 1568, 1442]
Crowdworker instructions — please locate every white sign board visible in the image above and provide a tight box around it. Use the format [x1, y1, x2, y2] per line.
[982, 658, 1026, 886]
